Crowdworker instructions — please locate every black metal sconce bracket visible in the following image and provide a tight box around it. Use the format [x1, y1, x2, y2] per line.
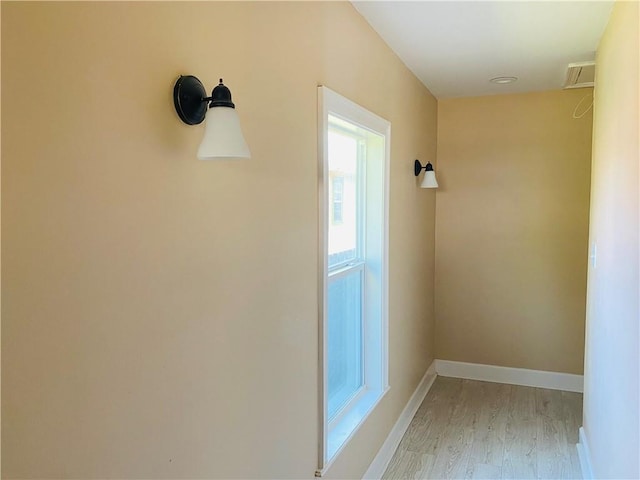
[173, 75, 236, 126]
[414, 160, 434, 176]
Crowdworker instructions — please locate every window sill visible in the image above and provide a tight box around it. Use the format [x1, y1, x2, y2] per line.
[325, 386, 389, 469]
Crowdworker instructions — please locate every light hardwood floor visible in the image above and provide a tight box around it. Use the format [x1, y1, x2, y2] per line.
[382, 377, 582, 480]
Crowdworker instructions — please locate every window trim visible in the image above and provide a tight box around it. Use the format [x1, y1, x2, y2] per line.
[317, 86, 390, 475]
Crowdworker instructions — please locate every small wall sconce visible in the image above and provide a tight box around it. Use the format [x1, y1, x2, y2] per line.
[173, 75, 251, 160]
[414, 160, 438, 188]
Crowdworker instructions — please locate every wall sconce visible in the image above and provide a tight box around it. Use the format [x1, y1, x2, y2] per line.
[173, 75, 251, 160]
[414, 160, 438, 189]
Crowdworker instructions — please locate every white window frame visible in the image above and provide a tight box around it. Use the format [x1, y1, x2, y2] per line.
[317, 86, 390, 475]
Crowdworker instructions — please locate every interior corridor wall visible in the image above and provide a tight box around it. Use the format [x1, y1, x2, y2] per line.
[1, 3, 437, 478]
[435, 89, 593, 374]
[582, 2, 639, 478]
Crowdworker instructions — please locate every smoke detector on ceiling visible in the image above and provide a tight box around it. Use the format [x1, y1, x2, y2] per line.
[490, 76, 518, 84]
[564, 61, 595, 89]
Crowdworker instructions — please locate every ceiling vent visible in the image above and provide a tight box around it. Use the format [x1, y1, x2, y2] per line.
[564, 61, 595, 89]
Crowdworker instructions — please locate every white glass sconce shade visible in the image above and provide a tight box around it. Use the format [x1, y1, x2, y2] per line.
[420, 170, 438, 188]
[197, 107, 251, 160]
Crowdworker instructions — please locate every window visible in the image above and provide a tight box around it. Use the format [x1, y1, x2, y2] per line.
[317, 87, 390, 474]
[330, 176, 344, 225]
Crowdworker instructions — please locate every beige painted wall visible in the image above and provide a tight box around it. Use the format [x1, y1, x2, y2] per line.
[435, 89, 592, 374]
[1, 2, 437, 478]
[582, 2, 639, 477]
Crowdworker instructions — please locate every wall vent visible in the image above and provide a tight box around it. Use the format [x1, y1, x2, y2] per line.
[564, 61, 595, 89]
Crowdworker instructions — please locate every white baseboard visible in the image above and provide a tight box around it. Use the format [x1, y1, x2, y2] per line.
[434, 359, 583, 393]
[362, 361, 437, 480]
[577, 427, 594, 479]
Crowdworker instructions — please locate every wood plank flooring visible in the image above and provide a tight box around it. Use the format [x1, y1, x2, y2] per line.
[382, 377, 583, 480]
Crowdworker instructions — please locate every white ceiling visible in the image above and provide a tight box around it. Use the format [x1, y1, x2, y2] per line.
[352, 1, 613, 98]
